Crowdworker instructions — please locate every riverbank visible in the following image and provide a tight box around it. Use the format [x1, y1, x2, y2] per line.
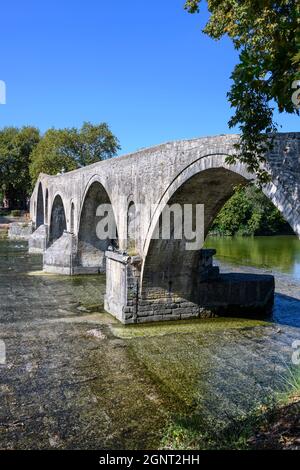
[0, 239, 299, 449]
[160, 379, 300, 450]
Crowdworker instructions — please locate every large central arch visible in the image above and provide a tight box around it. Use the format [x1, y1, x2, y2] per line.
[141, 163, 247, 302]
[135, 154, 285, 320]
[77, 179, 118, 273]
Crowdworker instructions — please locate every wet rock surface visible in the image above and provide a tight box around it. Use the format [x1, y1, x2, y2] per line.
[0, 241, 167, 449]
[0, 240, 300, 449]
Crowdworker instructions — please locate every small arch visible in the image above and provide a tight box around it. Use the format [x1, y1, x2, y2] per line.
[49, 194, 67, 244]
[70, 202, 75, 233]
[45, 189, 49, 224]
[78, 180, 118, 271]
[127, 201, 138, 254]
[36, 183, 44, 228]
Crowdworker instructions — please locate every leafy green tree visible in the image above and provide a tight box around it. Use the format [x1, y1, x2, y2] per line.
[185, 0, 300, 183]
[30, 122, 120, 184]
[75, 122, 121, 166]
[29, 128, 78, 183]
[0, 126, 40, 209]
[211, 185, 292, 235]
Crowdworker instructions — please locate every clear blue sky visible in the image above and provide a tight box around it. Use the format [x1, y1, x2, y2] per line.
[0, 0, 298, 155]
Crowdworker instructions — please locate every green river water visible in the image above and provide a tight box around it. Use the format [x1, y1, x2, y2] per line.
[205, 235, 300, 281]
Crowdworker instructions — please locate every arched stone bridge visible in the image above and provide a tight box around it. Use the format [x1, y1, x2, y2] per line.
[29, 133, 300, 323]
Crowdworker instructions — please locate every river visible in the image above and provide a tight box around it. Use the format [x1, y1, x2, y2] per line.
[0, 236, 300, 449]
[205, 235, 300, 280]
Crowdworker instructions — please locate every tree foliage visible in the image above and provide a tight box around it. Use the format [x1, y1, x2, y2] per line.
[0, 127, 40, 209]
[211, 185, 292, 235]
[29, 122, 120, 184]
[185, 0, 300, 183]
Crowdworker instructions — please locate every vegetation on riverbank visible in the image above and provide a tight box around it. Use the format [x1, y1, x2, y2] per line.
[211, 185, 293, 236]
[0, 122, 119, 210]
[161, 366, 300, 450]
[0, 126, 40, 210]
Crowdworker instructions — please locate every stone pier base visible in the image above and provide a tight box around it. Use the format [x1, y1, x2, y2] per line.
[135, 273, 274, 323]
[104, 250, 141, 323]
[43, 231, 77, 275]
[8, 222, 33, 241]
[28, 224, 48, 253]
[104, 249, 275, 324]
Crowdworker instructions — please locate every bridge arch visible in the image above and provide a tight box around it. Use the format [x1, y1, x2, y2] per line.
[140, 153, 293, 301]
[49, 194, 67, 244]
[127, 200, 139, 254]
[70, 201, 75, 233]
[77, 177, 118, 272]
[36, 183, 44, 228]
[45, 189, 49, 224]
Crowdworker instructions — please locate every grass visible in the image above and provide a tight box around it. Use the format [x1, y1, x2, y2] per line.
[0, 228, 8, 239]
[160, 366, 300, 450]
[280, 365, 300, 401]
[112, 317, 268, 339]
[161, 410, 264, 450]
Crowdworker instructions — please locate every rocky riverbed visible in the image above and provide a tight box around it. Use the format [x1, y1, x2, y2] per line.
[0, 239, 299, 449]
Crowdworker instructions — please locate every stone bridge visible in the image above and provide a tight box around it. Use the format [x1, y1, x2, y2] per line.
[29, 133, 300, 323]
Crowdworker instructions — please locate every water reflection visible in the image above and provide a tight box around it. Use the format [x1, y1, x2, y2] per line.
[205, 235, 300, 280]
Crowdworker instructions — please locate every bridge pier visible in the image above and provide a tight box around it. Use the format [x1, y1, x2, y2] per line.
[43, 231, 77, 275]
[28, 224, 48, 254]
[32, 231, 275, 324]
[104, 249, 275, 324]
[104, 250, 141, 323]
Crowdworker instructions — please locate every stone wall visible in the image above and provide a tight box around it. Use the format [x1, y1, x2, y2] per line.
[8, 222, 33, 241]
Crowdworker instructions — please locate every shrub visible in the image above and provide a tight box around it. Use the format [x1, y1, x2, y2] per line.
[10, 210, 21, 217]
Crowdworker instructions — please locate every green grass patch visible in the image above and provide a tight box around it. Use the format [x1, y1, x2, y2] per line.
[160, 366, 300, 450]
[112, 317, 268, 339]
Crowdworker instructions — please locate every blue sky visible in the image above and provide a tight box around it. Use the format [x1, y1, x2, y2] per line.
[0, 0, 298, 155]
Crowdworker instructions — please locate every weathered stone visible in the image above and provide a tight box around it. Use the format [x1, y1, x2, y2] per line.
[28, 223, 48, 253]
[43, 231, 77, 275]
[8, 222, 33, 241]
[175, 307, 200, 315]
[136, 315, 164, 323]
[180, 312, 200, 320]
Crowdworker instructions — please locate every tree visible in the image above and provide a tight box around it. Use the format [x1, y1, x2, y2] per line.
[29, 122, 120, 184]
[185, 0, 300, 183]
[211, 185, 293, 235]
[0, 126, 40, 209]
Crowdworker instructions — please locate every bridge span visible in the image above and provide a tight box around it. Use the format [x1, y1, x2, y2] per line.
[29, 133, 300, 323]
